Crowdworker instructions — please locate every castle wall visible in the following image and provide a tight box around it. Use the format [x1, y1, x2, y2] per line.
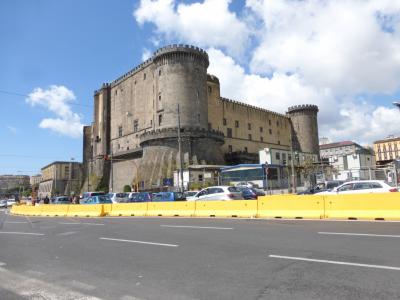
[207, 78, 291, 154]
[110, 62, 155, 156]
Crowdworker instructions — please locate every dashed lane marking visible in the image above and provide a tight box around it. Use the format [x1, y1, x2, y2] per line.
[319, 232, 400, 238]
[99, 237, 179, 247]
[0, 231, 44, 236]
[269, 255, 400, 271]
[57, 231, 77, 236]
[161, 225, 234, 230]
[5, 221, 28, 224]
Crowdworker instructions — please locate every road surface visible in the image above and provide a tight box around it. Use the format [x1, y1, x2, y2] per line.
[0, 209, 399, 299]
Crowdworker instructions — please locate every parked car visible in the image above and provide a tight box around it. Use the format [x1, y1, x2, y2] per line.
[184, 191, 199, 198]
[6, 199, 16, 207]
[298, 180, 346, 195]
[0, 200, 7, 208]
[52, 196, 71, 204]
[82, 195, 113, 204]
[152, 192, 186, 202]
[82, 191, 106, 202]
[317, 180, 398, 195]
[107, 193, 128, 203]
[127, 192, 153, 203]
[187, 186, 243, 201]
[237, 187, 257, 199]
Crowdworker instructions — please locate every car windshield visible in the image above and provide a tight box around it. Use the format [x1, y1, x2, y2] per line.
[228, 187, 239, 192]
[185, 192, 197, 197]
[98, 196, 112, 203]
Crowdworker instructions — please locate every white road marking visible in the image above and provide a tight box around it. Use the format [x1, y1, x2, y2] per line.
[5, 221, 28, 224]
[0, 262, 6, 267]
[69, 280, 96, 291]
[59, 222, 104, 226]
[269, 255, 400, 271]
[59, 222, 81, 225]
[0, 265, 102, 299]
[161, 225, 234, 230]
[319, 232, 400, 238]
[25, 270, 45, 277]
[0, 231, 44, 236]
[100, 237, 179, 247]
[57, 231, 77, 236]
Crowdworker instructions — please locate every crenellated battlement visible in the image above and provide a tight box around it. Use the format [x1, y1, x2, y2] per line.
[152, 44, 209, 68]
[153, 44, 208, 57]
[110, 57, 153, 87]
[93, 82, 111, 95]
[139, 126, 224, 146]
[287, 104, 319, 114]
[220, 97, 289, 118]
[207, 74, 220, 84]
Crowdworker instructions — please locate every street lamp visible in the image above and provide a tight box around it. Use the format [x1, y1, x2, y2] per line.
[68, 158, 75, 196]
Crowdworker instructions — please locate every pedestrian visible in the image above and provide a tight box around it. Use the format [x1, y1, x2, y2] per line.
[44, 196, 49, 204]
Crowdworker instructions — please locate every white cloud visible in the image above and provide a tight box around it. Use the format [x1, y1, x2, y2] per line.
[6, 125, 17, 134]
[141, 48, 152, 61]
[326, 103, 400, 144]
[207, 48, 336, 122]
[134, 0, 400, 144]
[26, 85, 83, 138]
[134, 0, 250, 57]
[247, 0, 400, 94]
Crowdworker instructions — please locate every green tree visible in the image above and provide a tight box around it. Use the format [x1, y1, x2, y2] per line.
[123, 185, 131, 193]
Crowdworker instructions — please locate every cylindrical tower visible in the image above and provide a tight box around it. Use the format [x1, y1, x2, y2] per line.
[287, 104, 319, 155]
[153, 45, 209, 129]
[136, 45, 225, 190]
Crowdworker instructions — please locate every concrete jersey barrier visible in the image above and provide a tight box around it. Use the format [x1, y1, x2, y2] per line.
[9, 193, 400, 221]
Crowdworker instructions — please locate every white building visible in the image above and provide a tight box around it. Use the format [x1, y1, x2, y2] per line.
[259, 147, 319, 188]
[319, 141, 375, 181]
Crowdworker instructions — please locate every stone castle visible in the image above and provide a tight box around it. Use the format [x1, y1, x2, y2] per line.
[82, 45, 319, 191]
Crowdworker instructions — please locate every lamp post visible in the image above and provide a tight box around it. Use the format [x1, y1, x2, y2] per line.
[17, 170, 23, 201]
[177, 104, 184, 193]
[68, 158, 75, 196]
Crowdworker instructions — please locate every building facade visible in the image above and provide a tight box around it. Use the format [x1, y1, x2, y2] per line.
[320, 141, 375, 181]
[30, 175, 42, 186]
[0, 175, 30, 192]
[83, 45, 320, 192]
[38, 161, 83, 198]
[374, 136, 400, 165]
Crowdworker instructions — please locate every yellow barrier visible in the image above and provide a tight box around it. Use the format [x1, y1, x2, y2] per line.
[11, 205, 43, 216]
[110, 203, 148, 217]
[40, 204, 69, 217]
[194, 200, 257, 218]
[103, 204, 112, 216]
[257, 195, 324, 219]
[10, 193, 400, 221]
[147, 201, 195, 217]
[10, 205, 28, 215]
[324, 193, 400, 220]
[66, 204, 104, 217]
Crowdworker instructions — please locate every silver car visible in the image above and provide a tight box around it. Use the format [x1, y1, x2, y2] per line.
[0, 200, 7, 209]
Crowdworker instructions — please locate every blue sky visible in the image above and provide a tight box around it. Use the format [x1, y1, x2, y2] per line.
[1, 0, 400, 176]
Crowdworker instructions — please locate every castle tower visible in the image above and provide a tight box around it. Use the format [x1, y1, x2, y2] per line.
[137, 45, 225, 189]
[287, 104, 319, 155]
[153, 45, 209, 129]
[83, 83, 111, 191]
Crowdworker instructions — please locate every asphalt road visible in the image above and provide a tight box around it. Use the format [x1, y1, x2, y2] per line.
[0, 208, 400, 300]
